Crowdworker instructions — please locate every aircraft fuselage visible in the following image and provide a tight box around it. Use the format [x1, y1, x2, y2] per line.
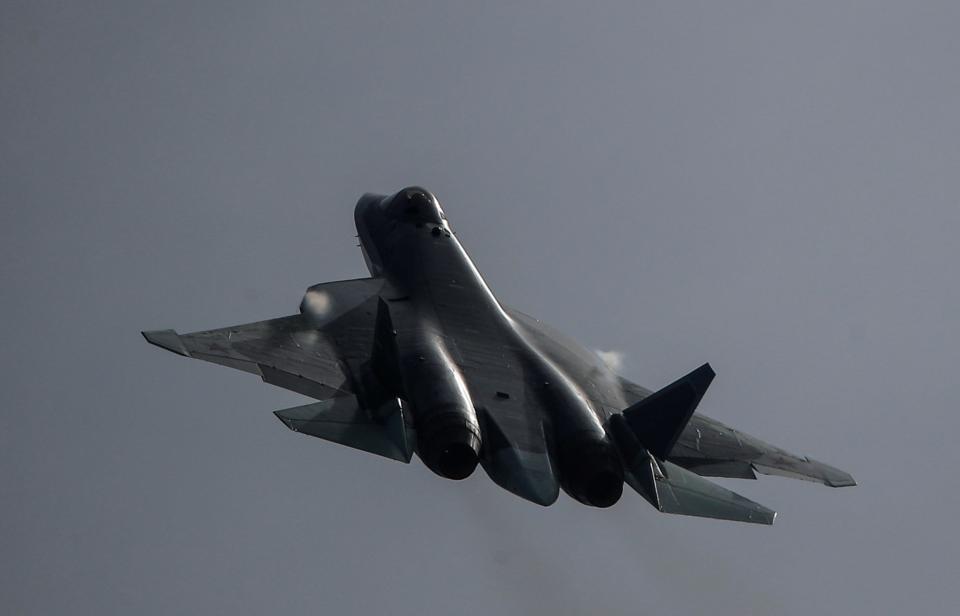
[354, 187, 624, 506]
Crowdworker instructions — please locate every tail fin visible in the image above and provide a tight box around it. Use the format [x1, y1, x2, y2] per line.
[622, 363, 715, 460]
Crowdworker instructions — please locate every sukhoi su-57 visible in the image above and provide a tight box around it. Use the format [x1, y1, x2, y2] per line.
[144, 187, 855, 524]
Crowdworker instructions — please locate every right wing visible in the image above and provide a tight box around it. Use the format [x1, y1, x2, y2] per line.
[619, 376, 855, 488]
[673, 413, 856, 487]
[143, 277, 384, 400]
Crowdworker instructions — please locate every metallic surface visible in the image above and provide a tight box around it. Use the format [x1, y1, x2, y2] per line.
[144, 187, 855, 523]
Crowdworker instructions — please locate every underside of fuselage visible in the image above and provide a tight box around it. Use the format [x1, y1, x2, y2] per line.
[353, 187, 625, 507]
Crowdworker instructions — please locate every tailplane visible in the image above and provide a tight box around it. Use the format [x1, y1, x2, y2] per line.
[274, 394, 415, 463]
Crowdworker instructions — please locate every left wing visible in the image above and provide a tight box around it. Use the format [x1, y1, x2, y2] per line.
[145, 277, 425, 464]
[143, 277, 384, 400]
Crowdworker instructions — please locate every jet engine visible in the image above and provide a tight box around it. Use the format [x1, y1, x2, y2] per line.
[370, 297, 482, 480]
[534, 370, 625, 508]
[399, 341, 481, 479]
[556, 430, 624, 508]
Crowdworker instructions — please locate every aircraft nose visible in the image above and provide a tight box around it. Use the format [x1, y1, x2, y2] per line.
[399, 186, 433, 206]
[389, 186, 446, 224]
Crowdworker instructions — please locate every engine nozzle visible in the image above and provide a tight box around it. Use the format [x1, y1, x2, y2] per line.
[559, 433, 625, 508]
[417, 411, 482, 480]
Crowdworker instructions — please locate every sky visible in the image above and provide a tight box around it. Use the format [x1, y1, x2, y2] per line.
[2, 2, 959, 614]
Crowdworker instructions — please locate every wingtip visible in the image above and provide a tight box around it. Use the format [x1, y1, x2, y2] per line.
[751, 457, 857, 489]
[809, 458, 857, 488]
[826, 474, 857, 488]
[141, 329, 190, 357]
[273, 409, 301, 432]
[743, 503, 777, 526]
[737, 502, 776, 526]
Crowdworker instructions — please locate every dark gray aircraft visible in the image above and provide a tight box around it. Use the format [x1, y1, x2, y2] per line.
[144, 187, 854, 524]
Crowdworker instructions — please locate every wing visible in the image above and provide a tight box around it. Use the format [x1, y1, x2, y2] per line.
[673, 413, 856, 487]
[620, 376, 855, 488]
[143, 277, 384, 400]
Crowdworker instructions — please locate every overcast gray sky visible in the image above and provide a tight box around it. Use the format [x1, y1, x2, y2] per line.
[3, 2, 959, 614]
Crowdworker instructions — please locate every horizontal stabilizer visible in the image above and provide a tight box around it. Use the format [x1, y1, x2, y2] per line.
[623, 363, 715, 460]
[274, 395, 415, 463]
[626, 459, 776, 525]
[657, 461, 776, 524]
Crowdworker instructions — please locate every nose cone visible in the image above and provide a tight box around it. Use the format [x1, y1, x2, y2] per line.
[386, 186, 446, 224]
[355, 187, 448, 227]
[398, 185, 434, 207]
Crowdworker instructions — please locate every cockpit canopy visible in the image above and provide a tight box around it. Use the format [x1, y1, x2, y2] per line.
[381, 186, 446, 225]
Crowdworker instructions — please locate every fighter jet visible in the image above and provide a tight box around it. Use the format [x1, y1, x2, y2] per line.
[143, 186, 854, 524]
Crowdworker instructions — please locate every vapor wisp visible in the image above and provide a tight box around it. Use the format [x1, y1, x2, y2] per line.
[594, 349, 626, 373]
